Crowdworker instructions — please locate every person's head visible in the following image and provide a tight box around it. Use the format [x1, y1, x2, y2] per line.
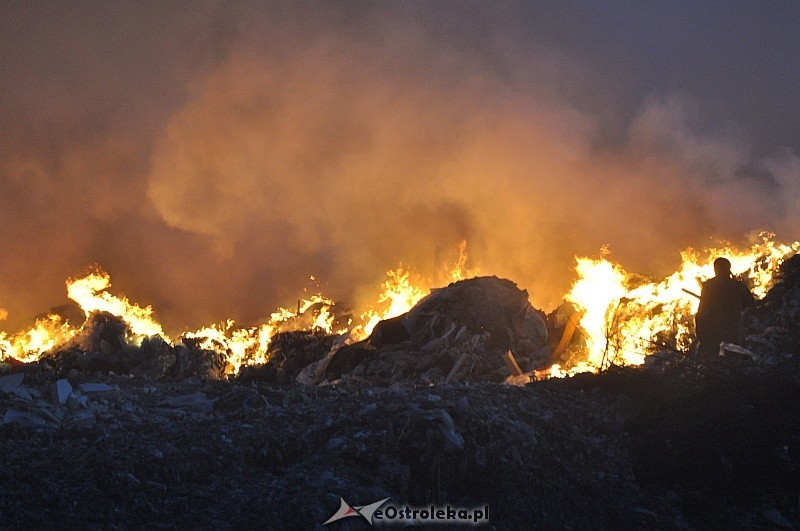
[713, 257, 732, 277]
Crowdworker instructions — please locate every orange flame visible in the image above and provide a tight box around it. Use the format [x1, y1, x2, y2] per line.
[562, 233, 799, 374]
[66, 269, 164, 341]
[3, 236, 794, 379]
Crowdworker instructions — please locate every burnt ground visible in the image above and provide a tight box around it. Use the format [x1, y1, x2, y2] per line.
[1, 352, 799, 530]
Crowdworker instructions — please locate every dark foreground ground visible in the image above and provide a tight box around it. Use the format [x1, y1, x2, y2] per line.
[1, 352, 799, 530]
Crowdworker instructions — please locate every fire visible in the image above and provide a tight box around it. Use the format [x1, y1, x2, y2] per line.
[357, 267, 429, 338]
[1, 236, 795, 379]
[66, 269, 164, 341]
[355, 241, 481, 338]
[447, 240, 480, 283]
[0, 314, 76, 363]
[562, 233, 799, 373]
[0, 243, 479, 372]
[183, 294, 340, 371]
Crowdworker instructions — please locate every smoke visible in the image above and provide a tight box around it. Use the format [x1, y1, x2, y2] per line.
[1, 2, 799, 332]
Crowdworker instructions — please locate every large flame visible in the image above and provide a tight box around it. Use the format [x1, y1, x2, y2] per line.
[1, 236, 797, 378]
[0, 314, 77, 363]
[0, 242, 480, 373]
[562, 233, 799, 373]
[357, 267, 429, 338]
[67, 269, 164, 341]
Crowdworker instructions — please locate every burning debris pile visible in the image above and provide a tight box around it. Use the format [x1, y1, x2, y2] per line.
[2, 234, 799, 381]
[1, 237, 800, 528]
[294, 276, 549, 387]
[47, 312, 227, 380]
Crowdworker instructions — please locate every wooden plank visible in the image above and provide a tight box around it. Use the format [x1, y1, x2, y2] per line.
[504, 350, 523, 376]
[553, 310, 584, 356]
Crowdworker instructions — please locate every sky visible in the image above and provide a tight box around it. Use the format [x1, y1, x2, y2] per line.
[1, 1, 799, 332]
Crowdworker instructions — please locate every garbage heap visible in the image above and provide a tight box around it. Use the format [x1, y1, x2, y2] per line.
[48, 311, 227, 380]
[295, 276, 550, 387]
[743, 253, 800, 363]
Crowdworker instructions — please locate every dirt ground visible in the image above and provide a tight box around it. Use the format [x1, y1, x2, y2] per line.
[1, 349, 798, 530]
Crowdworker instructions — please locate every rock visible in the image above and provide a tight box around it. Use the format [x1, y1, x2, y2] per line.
[79, 383, 117, 393]
[52, 378, 73, 405]
[157, 392, 216, 413]
[3, 408, 54, 428]
[0, 373, 25, 393]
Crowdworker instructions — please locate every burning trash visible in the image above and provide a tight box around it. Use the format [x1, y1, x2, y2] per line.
[1, 234, 799, 386]
[295, 276, 549, 387]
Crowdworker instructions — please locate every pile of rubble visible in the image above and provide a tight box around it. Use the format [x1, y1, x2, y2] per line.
[743, 254, 800, 363]
[296, 276, 550, 387]
[45, 312, 227, 380]
[2, 263, 800, 528]
[0, 363, 663, 529]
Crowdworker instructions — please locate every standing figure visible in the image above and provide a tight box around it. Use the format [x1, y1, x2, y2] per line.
[695, 257, 754, 354]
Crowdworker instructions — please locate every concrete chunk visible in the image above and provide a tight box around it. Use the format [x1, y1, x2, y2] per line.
[78, 383, 117, 393]
[0, 373, 24, 394]
[158, 392, 216, 413]
[52, 379, 73, 405]
[3, 409, 50, 428]
[11, 386, 33, 401]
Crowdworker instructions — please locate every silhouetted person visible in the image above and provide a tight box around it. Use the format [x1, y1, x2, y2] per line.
[695, 257, 754, 355]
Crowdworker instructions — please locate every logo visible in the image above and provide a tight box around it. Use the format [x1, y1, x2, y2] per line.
[323, 497, 390, 525]
[323, 497, 490, 526]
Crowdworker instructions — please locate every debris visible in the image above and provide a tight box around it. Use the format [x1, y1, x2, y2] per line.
[0, 373, 25, 394]
[68, 409, 96, 428]
[504, 350, 523, 376]
[52, 378, 72, 405]
[763, 508, 794, 529]
[553, 309, 584, 358]
[78, 382, 117, 393]
[236, 331, 336, 384]
[157, 392, 216, 413]
[11, 386, 32, 401]
[305, 276, 550, 386]
[45, 312, 227, 380]
[719, 342, 757, 360]
[445, 351, 470, 383]
[3, 408, 54, 428]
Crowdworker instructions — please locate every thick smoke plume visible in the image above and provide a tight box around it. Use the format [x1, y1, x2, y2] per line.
[1, 3, 799, 333]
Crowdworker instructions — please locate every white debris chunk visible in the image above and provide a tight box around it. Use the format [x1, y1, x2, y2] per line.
[52, 379, 73, 405]
[0, 373, 25, 393]
[79, 383, 117, 393]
